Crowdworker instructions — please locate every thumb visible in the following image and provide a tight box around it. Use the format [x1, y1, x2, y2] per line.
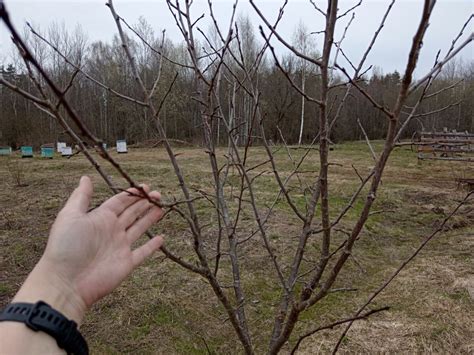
[64, 176, 93, 213]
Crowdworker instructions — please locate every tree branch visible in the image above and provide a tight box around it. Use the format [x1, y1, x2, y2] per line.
[291, 306, 389, 354]
[332, 190, 473, 353]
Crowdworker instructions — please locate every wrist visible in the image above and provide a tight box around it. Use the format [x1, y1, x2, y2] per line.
[12, 260, 87, 325]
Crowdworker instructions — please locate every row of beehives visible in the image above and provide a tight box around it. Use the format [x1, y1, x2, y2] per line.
[0, 140, 128, 158]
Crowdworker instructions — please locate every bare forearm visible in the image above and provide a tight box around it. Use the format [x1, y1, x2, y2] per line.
[0, 260, 86, 354]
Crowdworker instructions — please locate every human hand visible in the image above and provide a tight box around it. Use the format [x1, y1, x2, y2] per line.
[13, 176, 164, 323]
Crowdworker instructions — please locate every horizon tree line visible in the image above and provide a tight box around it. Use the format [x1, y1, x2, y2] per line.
[0, 16, 472, 148]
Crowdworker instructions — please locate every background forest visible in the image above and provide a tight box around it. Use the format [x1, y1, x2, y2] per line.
[1, 17, 472, 148]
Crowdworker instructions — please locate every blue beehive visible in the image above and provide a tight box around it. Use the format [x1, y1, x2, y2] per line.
[41, 147, 54, 158]
[21, 146, 33, 158]
[0, 146, 12, 156]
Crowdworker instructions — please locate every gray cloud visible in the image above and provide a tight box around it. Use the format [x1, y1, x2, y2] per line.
[1, 0, 473, 76]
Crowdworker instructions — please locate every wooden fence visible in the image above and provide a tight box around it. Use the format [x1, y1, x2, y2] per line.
[416, 131, 474, 162]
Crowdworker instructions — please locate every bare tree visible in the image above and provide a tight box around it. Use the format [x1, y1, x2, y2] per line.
[0, 0, 472, 353]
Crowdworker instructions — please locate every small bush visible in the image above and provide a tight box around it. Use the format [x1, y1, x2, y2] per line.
[5, 157, 28, 187]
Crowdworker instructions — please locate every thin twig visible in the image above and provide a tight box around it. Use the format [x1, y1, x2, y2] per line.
[332, 191, 473, 353]
[291, 306, 389, 354]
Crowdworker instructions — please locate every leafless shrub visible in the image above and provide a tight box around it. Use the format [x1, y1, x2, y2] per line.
[5, 156, 28, 187]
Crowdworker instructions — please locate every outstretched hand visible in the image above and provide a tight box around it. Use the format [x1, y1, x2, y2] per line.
[13, 176, 164, 323]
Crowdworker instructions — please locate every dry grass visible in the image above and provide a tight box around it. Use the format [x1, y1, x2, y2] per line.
[0, 142, 472, 354]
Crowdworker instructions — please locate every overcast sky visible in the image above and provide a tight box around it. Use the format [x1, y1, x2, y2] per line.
[0, 0, 473, 77]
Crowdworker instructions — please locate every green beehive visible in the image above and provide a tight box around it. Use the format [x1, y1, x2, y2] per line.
[0, 146, 12, 156]
[21, 146, 33, 158]
[41, 147, 54, 158]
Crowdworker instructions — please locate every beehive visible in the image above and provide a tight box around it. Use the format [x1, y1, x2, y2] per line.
[57, 142, 66, 153]
[0, 146, 12, 156]
[21, 146, 33, 158]
[41, 144, 55, 158]
[116, 140, 127, 153]
[61, 147, 73, 156]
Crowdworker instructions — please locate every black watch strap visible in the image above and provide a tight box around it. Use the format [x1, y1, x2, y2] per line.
[0, 301, 88, 355]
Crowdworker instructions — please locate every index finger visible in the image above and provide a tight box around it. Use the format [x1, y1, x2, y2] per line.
[64, 176, 93, 214]
[100, 184, 151, 216]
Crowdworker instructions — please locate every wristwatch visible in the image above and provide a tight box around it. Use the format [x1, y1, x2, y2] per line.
[0, 301, 88, 355]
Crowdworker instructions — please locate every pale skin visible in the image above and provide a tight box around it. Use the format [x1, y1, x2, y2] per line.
[0, 176, 164, 354]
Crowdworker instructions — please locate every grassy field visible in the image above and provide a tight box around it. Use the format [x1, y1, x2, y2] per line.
[0, 142, 472, 354]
